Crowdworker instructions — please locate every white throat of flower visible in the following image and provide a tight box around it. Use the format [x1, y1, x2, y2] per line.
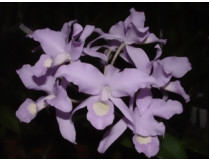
[136, 135, 152, 145]
[44, 58, 53, 67]
[53, 52, 71, 66]
[93, 101, 110, 116]
[27, 102, 37, 115]
[100, 86, 111, 101]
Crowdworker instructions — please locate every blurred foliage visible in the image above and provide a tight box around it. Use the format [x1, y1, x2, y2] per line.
[0, 2, 208, 158]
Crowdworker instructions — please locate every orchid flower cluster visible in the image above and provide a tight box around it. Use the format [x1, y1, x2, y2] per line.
[16, 8, 191, 158]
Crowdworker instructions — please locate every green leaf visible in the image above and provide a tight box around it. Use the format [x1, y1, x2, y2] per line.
[0, 105, 20, 134]
[120, 137, 133, 149]
[157, 133, 187, 158]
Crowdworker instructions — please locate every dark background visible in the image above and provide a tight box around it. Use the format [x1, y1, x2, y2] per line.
[0, 2, 208, 158]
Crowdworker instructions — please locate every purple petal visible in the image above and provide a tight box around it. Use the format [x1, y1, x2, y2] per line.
[126, 45, 150, 73]
[87, 99, 114, 130]
[133, 107, 165, 136]
[163, 80, 190, 102]
[109, 21, 125, 40]
[106, 65, 155, 97]
[144, 33, 167, 44]
[16, 98, 37, 123]
[55, 61, 105, 95]
[56, 110, 76, 144]
[71, 96, 99, 117]
[109, 96, 133, 123]
[150, 99, 183, 120]
[30, 28, 68, 57]
[133, 135, 159, 158]
[161, 56, 192, 78]
[136, 88, 152, 115]
[46, 85, 72, 112]
[79, 25, 95, 42]
[98, 118, 128, 153]
[83, 46, 107, 62]
[61, 20, 76, 37]
[33, 54, 52, 77]
[16, 64, 55, 94]
[151, 61, 172, 87]
[125, 8, 145, 29]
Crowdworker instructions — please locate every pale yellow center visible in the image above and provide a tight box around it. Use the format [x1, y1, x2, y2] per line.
[44, 58, 53, 67]
[93, 101, 110, 116]
[136, 135, 151, 145]
[27, 102, 37, 115]
[53, 53, 71, 66]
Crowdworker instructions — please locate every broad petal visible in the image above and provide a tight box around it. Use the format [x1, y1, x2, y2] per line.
[17, 64, 55, 94]
[16, 98, 37, 123]
[30, 28, 68, 57]
[163, 80, 190, 102]
[125, 8, 145, 29]
[55, 61, 105, 95]
[133, 107, 165, 136]
[109, 96, 133, 123]
[109, 21, 126, 40]
[150, 99, 183, 120]
[33, 54, 52, 77]
[133, 135, 159, 158]
[106, 66, 155, 97]
[151, 61, 171, 87]
[46, 85, 72, 112]
[56, 110, 76, 144]
[126, 45, 150, 73]
[98, 118, 127, 153]
[87, 99, 114, 130]
[161, 56, 192, 78]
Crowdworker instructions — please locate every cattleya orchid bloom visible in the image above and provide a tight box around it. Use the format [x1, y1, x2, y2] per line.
[98, 88, 183, 158]
[16, 7, 192, 158]
[29, 20, 95, 77]
[55, 60, 155, 130]
[16, 64, 76, 143]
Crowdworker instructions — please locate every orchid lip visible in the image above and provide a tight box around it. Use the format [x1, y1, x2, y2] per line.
[93, 101, 110, 116]
[136, 135, 151, 145]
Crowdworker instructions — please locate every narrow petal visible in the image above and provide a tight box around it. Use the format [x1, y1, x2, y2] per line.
[136, 88, 152, 115]
[79, 25, 95, 42]
[98, 118, 127, 153]
[133, 135, 160, 158]
[161, 56, 192, 78]
[55, 61, 105, 95]
[106, 66, 155, 97]
[144, 33, 167, 44]
[71, 96, 99, 117]
[163, 80, 190, 102]
[56, 110, 76, 144]
[83, 46, 107, 62]
[46, 85, 72, 112]
[87, 100, 114, 130]
[109, 96, 133, 123]
[30, 28, 68, 57]
[150, 99, 183, 120]
[16, 98, 37, 123]
[126, 45, 150, 73]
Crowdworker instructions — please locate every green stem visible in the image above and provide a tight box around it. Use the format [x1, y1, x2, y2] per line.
[19, 23, 33, 35]
[110, 42, 126, 66]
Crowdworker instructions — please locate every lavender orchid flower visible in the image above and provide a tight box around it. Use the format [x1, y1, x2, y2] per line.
[16, 65, 76, 143]
[55, 60, 155, 130]
[29, 20, 94, 77]
[98, 88, 183, 158]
